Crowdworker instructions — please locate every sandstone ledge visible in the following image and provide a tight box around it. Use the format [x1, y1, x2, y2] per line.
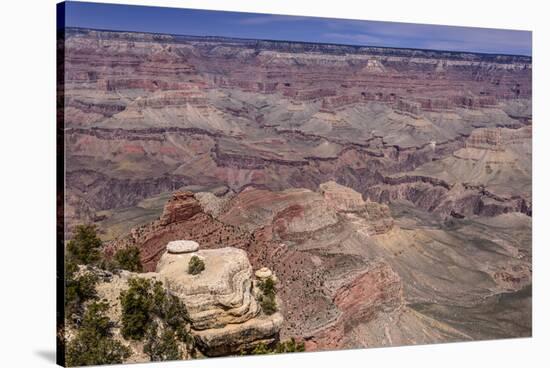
[193, 312, 284, 356]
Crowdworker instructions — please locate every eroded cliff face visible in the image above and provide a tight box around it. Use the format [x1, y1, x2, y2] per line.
[102, 179, 530, 352]
[61, 28, 531, 235]
[104, 186, 404, 350]
[62, 28, 531, 355]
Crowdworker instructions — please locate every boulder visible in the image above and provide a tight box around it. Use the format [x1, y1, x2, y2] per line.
[255, 267, 273, 279]
[166, 240, 199, 254]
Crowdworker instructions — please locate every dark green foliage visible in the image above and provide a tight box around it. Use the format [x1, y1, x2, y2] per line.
[66, 301, 130, 367]
[258, 277, 276, 297]
[250, 342, 272, 355]
[158, 293, 190, 342]
[257, 277, 277, 315]
[114, 246, 143, 272]
[65, 272, 98, 320]
[67, 224, 103, 265]
[65, 259, 98, 321]
[150, 280, 192, 344]
[188, 255, 205, 275]
[259, 295, 278, 315]
[119, 278, 155, 340]
[247, 338, 305, 355]
[143, 324, 181, 361]
[119, 277, 193, 353]
[275, 337, 306, 353]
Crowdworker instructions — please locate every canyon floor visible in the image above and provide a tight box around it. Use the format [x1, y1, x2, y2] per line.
[61, 27, 532, 358]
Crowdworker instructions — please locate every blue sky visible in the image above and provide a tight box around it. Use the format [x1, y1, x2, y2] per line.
[60, 1, 532, 56]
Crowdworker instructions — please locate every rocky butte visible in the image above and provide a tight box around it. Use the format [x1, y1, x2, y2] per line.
[156, 243, 283, 356]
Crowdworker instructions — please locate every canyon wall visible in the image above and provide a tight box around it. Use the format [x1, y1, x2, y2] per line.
[61, 28, 531, 235]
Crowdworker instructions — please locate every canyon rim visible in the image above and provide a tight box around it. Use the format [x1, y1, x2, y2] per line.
[57, 2, 532, 367]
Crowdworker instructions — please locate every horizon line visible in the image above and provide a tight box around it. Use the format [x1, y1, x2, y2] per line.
[61, 26, 533, 59]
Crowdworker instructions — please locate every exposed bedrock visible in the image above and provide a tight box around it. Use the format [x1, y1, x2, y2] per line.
[367, 125, 532, 218]
[219, 181, 394, 238]
[304, 261, 403, 350]
[105, 185, 404, 349]
[155, 245, 283, 356]
[102, 176, 530, 350]
[367, 178, 531, 218]
[66, 170, 186, 211]
[106, 191, 255, 271]
[61, 28, 531, 233]
[62, 28, 531, 356]
[92, 242, 283, 358]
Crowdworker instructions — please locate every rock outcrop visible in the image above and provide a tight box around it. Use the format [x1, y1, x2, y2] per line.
[221, 182, 394, 238]
[159, 192, 202, 226]
[304, 261, 403, 350]
[320, 181, 366, 212]
[87, 241, 283, 360]
[106, 191, 254, 271]
[155, 244, 283, 356]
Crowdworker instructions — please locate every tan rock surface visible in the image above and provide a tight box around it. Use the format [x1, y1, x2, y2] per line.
[155, 245, 283, 356]
[156, 247, 259, 330]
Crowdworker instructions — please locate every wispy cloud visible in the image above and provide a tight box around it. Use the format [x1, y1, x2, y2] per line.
[321, 20, 531, 54]
[64, 2, 532, 56]
[322, 32, 388, 45]
[239, 15, 311, 25]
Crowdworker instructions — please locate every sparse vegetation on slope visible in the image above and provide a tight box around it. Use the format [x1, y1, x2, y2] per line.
[119, 277, 194, 359]
[65, 261, 98, 321]
[247, 338, 305, 355]
[119, 278, 155, 340]
[144, 323, 181, 361]
[275, 337, 306, 353]
[114, 246, 143, 272]
[67, 224, 103, 266]
[66, 301, 131, 367]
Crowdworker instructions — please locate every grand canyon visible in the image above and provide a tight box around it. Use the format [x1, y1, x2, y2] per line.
[59, 27, 531, 365]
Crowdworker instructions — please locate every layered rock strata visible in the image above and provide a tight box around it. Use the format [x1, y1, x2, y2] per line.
[155, 244, 283, 356]
[61, 28, 532, 235]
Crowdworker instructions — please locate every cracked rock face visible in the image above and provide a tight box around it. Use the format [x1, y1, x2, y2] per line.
[156, 246, 283, 356]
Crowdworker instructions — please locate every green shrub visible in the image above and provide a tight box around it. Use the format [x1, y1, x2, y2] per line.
[188, 255, 205, 275]
[119, 278, 155, 340]
[114, 246, 143, 272]
[143, 324, 181, 361]
[65, 266, 98, 321]
[258, 277, 276, 297]
[275, 337, 305, 353]
[67, 224, 103, 265]
[66, 301, 130, 366]
[257, 277, 277, 315]
[119, 277, 192, 349]
[259, 295, 278, 315]
[250, 342, 272, 355]
[247, 338, 305, 355]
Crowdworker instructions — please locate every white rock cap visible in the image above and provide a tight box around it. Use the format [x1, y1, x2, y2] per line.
[255, 267, 273, 279]
[167, 240, 200, 254]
